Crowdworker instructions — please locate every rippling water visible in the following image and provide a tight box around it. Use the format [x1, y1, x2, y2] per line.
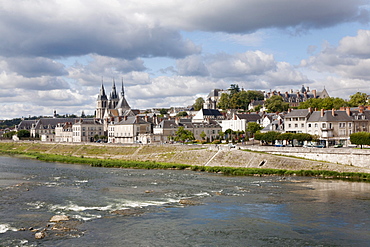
[0, 155, 370, 246]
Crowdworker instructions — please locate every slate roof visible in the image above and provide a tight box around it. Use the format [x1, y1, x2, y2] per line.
[33, 118, 79, 129]
[307, 111, 352, 122]
[115, 116, 150, 125]
[236, 113, 261, 122]
[284, 109, 311, 118]
[17, 120, 38, 130]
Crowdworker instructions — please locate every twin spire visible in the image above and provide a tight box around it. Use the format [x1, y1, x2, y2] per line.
[98, 78, 125, 100]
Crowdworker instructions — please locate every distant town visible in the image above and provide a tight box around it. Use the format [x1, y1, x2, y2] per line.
[2, 81, 370, 148]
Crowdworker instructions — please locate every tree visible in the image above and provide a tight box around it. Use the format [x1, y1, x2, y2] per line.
[159, 108, 169, 115]
[200, 131, 207, 140]
[217, 93, 231, 109]
[246, 122, 262, 138]
[3, 131, 16, 139]
[265, 95, 289, 113]
[176, 111, 188, 117]
[193, 97, 205, 111]
[229, 84, 240, 95]
[277, 132, 294, 146]
[174, 127, 194, 142]
[218, 131, 225, 140]
[298, 97, 348, 110]
[17, 130, 30, 138]
[350, 132, 370, 149]
[349, 92, 368, 107]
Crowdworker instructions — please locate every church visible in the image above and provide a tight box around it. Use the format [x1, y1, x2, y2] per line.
[96, 79, 135, 120]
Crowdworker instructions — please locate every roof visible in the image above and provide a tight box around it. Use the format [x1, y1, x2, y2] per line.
[236, 113, 261, 122]
[33, 118, 79, 129]
[307, 110, 352, 122]
[115, 116, 150, 125]
[284, 109, 311, 118]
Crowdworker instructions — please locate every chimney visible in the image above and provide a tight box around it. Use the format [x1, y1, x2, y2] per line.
[308, 107, 313, 113]
[321, 109, 324, 117]
[124, 115, 127, 121]
[145, 114, 149, 122]
[175, 117, 179, 125]
[288, 108, 292, 113]
[346, 107, 351, 116]
[359, 105, 365, 113]
[307, 86, 310, 92]
[233, 114, 237, 120]
[312, 89, 317, 98]
[332, 108, 335, 117]
[285, 92, 289, 98]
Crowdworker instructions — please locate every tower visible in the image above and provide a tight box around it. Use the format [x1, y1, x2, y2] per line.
[96, 82, 108, 119]
[109, 79, 119, 109]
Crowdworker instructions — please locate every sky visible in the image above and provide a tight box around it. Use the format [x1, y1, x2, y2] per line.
[1, 0, 370, 119]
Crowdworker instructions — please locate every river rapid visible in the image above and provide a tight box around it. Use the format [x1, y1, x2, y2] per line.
[0, 155, 369, 246]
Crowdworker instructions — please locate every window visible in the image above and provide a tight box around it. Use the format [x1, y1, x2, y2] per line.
[315, 123, 318, 128]
[308, 124, 311, 128]
[294, 124, 298, 127]
[322, 123, 326, 128]
[301, 123, 304, 128]
[339, 123, 346, 128]
[288, 124, 291, 128]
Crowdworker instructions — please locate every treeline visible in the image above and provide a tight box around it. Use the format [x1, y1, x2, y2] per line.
[254, 131, 316, 146]
[217, 84, 264, 110]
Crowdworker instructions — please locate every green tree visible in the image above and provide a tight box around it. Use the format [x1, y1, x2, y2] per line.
[350, 132, 370, 149]
[200, 131, 207, 140]
[349, 92, 368, 107]
[246, 122, 262, 138]
[218, 131, 225, 140]
[174, 127, 194, 142]
[298, 97, 348, 110]
[229, 84, 240, 95]
[193, 97, 205, 111]
[3, 131, 16, 139]
[159, 108, 168, 115]
[265, 95, 289, 113]
[17, 130, 30, 138]
[176, 111, 188, 117]
[217, 93, 231, 109]
[277, 132, 294, 146]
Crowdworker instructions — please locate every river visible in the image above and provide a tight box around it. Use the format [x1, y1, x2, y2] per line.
[0, 155, 369, 246]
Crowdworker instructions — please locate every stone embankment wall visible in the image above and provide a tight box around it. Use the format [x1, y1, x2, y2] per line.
[246, 146, 370, 169]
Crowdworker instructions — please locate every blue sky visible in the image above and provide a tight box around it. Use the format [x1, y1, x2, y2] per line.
[0, 0, 370, 119]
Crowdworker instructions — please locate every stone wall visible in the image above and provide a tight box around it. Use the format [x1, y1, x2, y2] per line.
[246, 146, 370, 168]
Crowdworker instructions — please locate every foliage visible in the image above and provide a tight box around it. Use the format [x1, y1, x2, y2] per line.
[2, 131, 16, 139]
[17, 130, 30, 138]
[200, 131, 207, 140]
[246, 122, 262, 137]
[193, 97, 205, 111]
[264, 95, 289, 113]
[0, 118, 23, 129]
[217, 84, 264, 110]
[350, 132, 370, 149]
[218, 131, 225, 140]
[176, 111, 188, 117]
[298, 97, 348, 110]
[348, 92, 368, 107]
[174, 126, 194, 142]
[159, 108, 168, 115]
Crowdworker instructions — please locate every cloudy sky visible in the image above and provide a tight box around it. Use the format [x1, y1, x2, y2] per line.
[1, 0, 370, 119]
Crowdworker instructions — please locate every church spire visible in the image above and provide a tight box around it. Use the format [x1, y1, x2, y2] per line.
[97, 80, 107, 100]
[110, 79, 118, 100]
[121, 78, 125, 97]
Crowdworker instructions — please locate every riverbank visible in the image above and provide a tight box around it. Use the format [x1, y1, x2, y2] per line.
[1, 141, 370, 180]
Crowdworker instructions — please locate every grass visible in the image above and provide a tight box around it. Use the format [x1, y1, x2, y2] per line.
[1, 142, 370, 182]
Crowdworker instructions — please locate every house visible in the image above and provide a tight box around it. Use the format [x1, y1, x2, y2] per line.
[306, 109, 353, 146]
[55, 122, 73, 142]
[192, 109, 224, 122]
[265, 85, 329, 107]
[284, 109, 313, 133]
[221, 113, 261, 132]
[153, 118, 222, 143]
[72, 119, 104, 142]
[30, 118, 77, 141]
[108, 116, 152, 144]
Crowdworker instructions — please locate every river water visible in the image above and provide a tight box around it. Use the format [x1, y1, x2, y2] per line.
[0, 155, 369, 246]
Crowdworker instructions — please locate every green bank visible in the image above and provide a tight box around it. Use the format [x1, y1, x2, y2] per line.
[0, 142, 369, 181]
